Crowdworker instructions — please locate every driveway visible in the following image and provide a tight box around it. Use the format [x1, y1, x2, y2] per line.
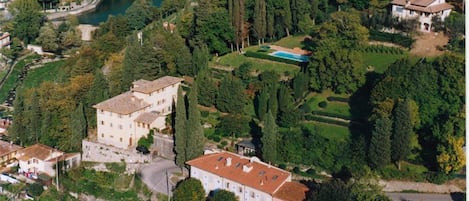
[139, 158, 184, 196]
[386, 192, 464, 201]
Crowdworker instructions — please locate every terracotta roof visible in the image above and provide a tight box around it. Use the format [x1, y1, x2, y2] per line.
[186, 152, 291, 195]
[273, 182, 309, 201]
[391, 0, 453, 12]
[0, 140, 22, 156]
[93, 92, 150, 115]
[134, 111, 164, 124]
[17, 144, 63, 161]
[132, 76, 183, 94]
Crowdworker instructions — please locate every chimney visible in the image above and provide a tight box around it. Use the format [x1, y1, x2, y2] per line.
[226, 157, 232, 167]
[260, 180, 264, 186]
[215, 165, 219, 170]
[242, 165, 253, 173]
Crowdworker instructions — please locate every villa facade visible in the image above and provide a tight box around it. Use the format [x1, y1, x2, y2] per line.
[93, 76, 183, 149]
[391, 0, 452, 31]
[186, 151, 308, 201]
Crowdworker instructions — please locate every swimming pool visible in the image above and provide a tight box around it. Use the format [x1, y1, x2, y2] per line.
[270, 51, 310, 62]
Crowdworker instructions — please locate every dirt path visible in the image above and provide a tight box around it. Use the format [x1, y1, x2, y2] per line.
[380, 180, 464, 193]
[410, 32, 449, 57]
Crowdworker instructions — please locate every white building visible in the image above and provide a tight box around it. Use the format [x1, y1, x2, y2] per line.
[17, 144, 81, 178]
[93, 76, 183, 149]
[391, 0, 453, 32]
[186, 151, 308, 201]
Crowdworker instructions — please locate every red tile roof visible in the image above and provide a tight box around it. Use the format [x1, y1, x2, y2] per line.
[93, 92, 150, 115]
[132, 76, 183, 94]
[273, 182, 309, 201]
[0, 140, 22, 156]
[391, 0, 453, 12]
[17, 144, 63, 161]
[186, 152, 291, 195]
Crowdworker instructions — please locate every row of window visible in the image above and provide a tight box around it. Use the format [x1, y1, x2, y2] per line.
[100, 121, 132, 129]
[101, 133, 124, 142]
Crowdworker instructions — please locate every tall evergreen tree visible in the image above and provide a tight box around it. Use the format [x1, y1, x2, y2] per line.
[255, 89, 269, 121]
[196, 70, 217, 107]
[9, 89, 27, 146]
[368, 116, 392, 169]
[268, 84, 278, 118]
[185, 83, 205, 161]
[191, 44, 209, 76]
[28, 90, 41, 143]
[174, 86, 187, 167]
[86, 70, 109, 128]
[261, 111, 278, 163]
[216, 76, 246, 114]
[70, 103, 87, 152]
[253, 0, 267, 44]
[391, 99, 412, 170]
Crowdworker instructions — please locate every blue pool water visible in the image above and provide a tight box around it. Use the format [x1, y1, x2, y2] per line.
[270, 51, 310, 62]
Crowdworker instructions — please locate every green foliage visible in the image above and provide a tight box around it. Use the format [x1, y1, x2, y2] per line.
[211, 189, 237, 201]
[216, 75, 246, 113]
[125, 0, 154, 30]
[185, 83, 205, 161]
[173, 178, 205, 201]
[368, 116, 392, 169]
[309, 179, 352, 201]
[26, 183, 44, 197]
[391, 99, 412, 169]
[216, 114, 250, 138]
[235, 62, 253, 81]
[261, 111, 278, 163]
[36, 23, 59, 52]
[69, 103, 86, 152]
[318, 101, 327, 108]
[137, 130, 154, 149]
[9, 0, 43, 43]
[192, 44, 210, 76]
[196, 70, 217, 107]
[368, 29, 414, 48]
[175, 86, 187, 167]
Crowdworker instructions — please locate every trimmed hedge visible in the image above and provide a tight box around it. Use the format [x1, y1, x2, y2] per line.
[244, 50, 303, 65]
[326, 96, 350, 103]
[358, 45, 404, 55]
[312, 110, 352, 120]
[304, 114, 350, 127]
[369, 29, 415, 48]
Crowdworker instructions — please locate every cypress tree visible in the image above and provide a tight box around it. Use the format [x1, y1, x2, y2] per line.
[29, 90, 41, 143]
[174, 86, 187, 167]
[10, 89, 27, 146]
[191, 44, 209, 76]
[86, 70, 109, 128]
[268, 84, 278, 118]
[256, 89, 269, 121]
[196, 70, 217, 107]
[216, 75, 246, 114]
[369, 115, 392, 169]
[70, 103, 87, 152]
[391, 99, 412, 170]
[261, 111, 278, 163]
[186, 82, 205, 161]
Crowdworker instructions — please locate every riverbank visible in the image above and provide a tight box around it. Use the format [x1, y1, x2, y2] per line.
[46, 0, 103, 21]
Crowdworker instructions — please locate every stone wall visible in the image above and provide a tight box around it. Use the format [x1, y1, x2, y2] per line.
[82, 140, 151, 163]
[151, 133, 175, 160]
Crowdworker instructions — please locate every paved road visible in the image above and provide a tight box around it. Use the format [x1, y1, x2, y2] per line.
[386, 192, 464, 201]
[139, 158, 183, 196]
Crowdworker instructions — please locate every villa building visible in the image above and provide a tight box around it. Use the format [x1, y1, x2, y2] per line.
[93, 76, 183, 149]
[17, 144, 81, 178]
[391, 0, 452, 31]
[0, 140, 22, 165]
[186, 151, 308, 201]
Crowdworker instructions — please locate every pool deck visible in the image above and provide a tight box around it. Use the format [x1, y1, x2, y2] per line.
[269, 45, 312, 56]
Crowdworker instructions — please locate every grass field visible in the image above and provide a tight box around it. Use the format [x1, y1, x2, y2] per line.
[306, 92, 351, 118]
[272, 35, 311, 49]
[302, 121, 350, 142]
[361, 52, 408, 73]
[22, 60, 66, 89]
[214, 47, 300, 74]
[0, 54, 41, 103]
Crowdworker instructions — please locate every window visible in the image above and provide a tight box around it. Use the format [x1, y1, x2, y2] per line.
[238, 187, 242, 193]
[410, 10, 414, 15]
[168, 106, 171, 112]
[226, 182, 230, 189]
[396, 6, 403, 13]
[100, 109, 104, 114]
[157, 101, 160, 105]
[118, 114, 122, 118]
[119, 125, 123, 129]
[110, 123, 113, 128]
[101, 121, 104, 125]
[251, 192, 255, 198]
[120, 138, 123, 142]
[101, 133, 104, 138]
[110, 135, 114, 138]
[172, 84, 175, 88]
[425, 12, 430, 17]
[162, 99, 165, 104]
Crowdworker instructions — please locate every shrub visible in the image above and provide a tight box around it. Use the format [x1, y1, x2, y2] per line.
[318, 101, 328, 108]
[306, 168, 316, 175]
[201, 110, 209, 118]
[326, 96, 349, 103]
[369, 29, 415, 48]
[220, 140, 228, 147]
[301, 103, 313, 114]
[293, 167, 301, 174]
[425, 172, 452, 184]
[27, 183, 44, 197]
[278, 164, 287, 170]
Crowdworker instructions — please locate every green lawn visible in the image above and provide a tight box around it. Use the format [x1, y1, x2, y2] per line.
[306, 92, 351, 118]
[214, 48, 300, 74]
[272, 35, 310, 49]
[22, 60, 66, 89]
[361, 52, 408, 73]
[302, 121, 350, 142]
[0, 54, 41, 103]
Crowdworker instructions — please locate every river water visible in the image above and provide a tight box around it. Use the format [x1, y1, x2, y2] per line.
[78, 0, 162, 25]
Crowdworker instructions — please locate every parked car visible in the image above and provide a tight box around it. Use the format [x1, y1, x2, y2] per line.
[136, 146, 150, 155]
